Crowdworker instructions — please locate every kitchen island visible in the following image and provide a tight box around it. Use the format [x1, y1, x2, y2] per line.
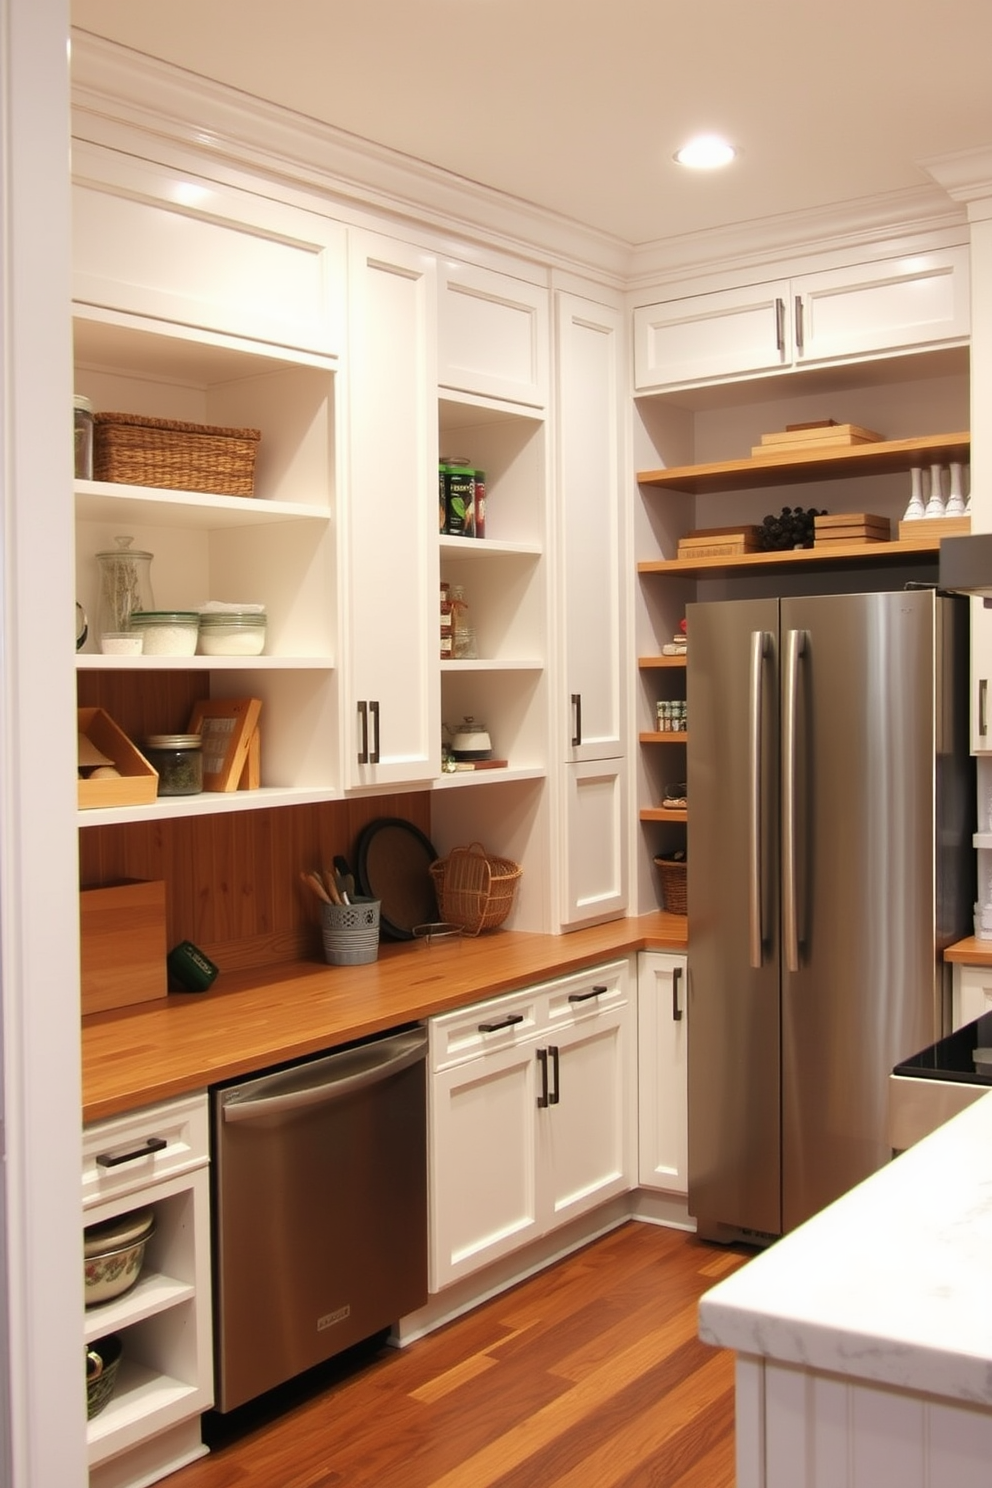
[698, 1090, 992, 1488]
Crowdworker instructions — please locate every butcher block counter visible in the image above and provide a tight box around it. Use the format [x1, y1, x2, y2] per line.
[81, 911, 685, 1123]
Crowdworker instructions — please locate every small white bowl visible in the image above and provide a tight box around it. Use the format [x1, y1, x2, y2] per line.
[100, 633, 143, 656]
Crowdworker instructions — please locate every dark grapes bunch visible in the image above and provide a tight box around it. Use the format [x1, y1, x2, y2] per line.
[758, 505, 825, 550]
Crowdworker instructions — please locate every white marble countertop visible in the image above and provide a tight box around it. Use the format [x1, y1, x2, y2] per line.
[698, 1090, 992, 1406]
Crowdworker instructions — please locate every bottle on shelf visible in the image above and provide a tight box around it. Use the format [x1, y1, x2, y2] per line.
[440, 581, 453, 659]
[450, 585, 477, 659]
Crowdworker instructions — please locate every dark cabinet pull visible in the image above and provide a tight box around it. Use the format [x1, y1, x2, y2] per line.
[571, 693, 582, 748]
[548, 1045, 560, 1105]
[536, 1047, 549, 1108]
[96, 1136, 167, 1169]
[568, 984, 607, 1004]
[478, 1013, 524, 1033]
[370, 699, 381, 764]
[672, 965, 683, 1023]
[981, 679, 988, 738]
[774, 296, 785, 354]
[357, 700, 369, 764]
[794, 294, 804, 353]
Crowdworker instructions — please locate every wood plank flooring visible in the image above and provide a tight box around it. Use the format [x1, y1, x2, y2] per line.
[169, 1222, 751, 1488]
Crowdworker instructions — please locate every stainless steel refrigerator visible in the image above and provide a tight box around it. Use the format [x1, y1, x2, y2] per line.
[686, 587, 973, 1242]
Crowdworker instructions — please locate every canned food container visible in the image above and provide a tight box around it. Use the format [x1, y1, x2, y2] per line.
[129, 611, 199, 656]
[144, 734, 203, 795]
[197, 611, 267, 656]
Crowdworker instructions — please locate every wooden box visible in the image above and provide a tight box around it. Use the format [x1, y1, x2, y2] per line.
[814, 512, 890, 546]
[78, 707, 158, 810]
[80, 879, 168, 1017]
[677, 524, 761, 559]
[898, 514, 971, 541]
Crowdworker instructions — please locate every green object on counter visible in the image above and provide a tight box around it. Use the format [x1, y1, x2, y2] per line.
[168, 940, 219, 992]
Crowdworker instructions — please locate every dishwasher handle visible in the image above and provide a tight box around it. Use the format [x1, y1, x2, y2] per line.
[220, 1027, 427, 1124]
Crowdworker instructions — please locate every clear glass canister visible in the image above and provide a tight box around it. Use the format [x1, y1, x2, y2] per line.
[74, 395, 94, 480]
[144, 734, 203, 796]
[96, 535, 155, 637]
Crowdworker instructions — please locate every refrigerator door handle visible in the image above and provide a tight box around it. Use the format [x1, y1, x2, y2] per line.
[748, 630, 771, 968]
[782, 627, 806, 973]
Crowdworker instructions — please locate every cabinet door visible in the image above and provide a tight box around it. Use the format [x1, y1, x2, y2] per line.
[438, 259, 548, 406]
[429, 1036, 541, 1291]
[560, 757, 628, 928]
[344, 230, 440, 787]
[73, 142, 345, 357]
[557, 292, 624, 762]
[633, 279, 790, 392]
[970, 598, 992, 754]
[793, 246, 970, 365]
[539, 996, 635, 1231]
[637, 952, 688, 1195]
[953, 964, 992, 1030]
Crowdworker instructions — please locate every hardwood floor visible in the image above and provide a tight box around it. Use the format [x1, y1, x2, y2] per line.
[170, 1222, 751, 1488]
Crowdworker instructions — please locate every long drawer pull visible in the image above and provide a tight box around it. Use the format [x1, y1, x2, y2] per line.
[95, 1136, 168, 1168]
[672, 965, 684, 1023]
[568, 985, 607, 1004]
[548, 1045, 560, 1105]
[536, 1047, 549, 1108]
[478, 1013, 524, 1033]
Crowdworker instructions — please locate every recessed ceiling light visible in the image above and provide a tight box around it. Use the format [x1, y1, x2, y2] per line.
[674, 135, 737, 169]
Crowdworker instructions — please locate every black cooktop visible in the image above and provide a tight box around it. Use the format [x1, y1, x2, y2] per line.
[893, 1011, 992, 1085]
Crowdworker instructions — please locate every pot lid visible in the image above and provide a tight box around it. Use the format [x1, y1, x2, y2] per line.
[84, 1207, 154, 1256]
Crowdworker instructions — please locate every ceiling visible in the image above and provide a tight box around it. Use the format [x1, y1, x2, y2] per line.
[70, 0, 992, 250]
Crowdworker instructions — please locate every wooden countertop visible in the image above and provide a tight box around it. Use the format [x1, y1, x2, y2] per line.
[82, 912, 687, 1124]
[943, 936, 992, 966]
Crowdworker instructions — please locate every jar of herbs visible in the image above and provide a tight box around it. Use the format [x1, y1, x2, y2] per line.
[144, 734, 203, 796]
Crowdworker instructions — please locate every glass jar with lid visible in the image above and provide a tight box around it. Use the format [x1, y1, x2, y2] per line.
[144, 734, 203, 796]
[95, 535, 155, 638]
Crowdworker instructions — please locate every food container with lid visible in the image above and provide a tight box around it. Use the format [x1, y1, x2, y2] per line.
[129, 611, 199, 656]
[74, 394, 94, 479]
[84, 1208, 155, 1306]
[197, 610, 267, 656]
[144, 734, 203, 795]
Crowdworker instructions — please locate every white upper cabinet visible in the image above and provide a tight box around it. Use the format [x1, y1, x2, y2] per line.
[633, 245, 970, 392]
[72, 142, 346, 357]
[343, 229, 440, 788]
[438, 259, 549, 407]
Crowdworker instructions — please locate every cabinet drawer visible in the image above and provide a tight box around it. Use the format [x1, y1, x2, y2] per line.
[544, 959, 630, 1028]
[429, 988, 542, 1072]
[953, 964, 992, 1031]
[83, 1092, 209, 1212]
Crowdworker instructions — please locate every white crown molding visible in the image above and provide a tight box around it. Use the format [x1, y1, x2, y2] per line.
[70, 31, 633, 285]
[922, 146, 992, 222]
[70, 30, 971, 298]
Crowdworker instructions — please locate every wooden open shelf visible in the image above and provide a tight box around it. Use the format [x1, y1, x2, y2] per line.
[640, 732, 689, 744]
[636, 431, 970, 495]
[638, 655, 687, 669]
[640, 807, 688, 823]
[638, 534, 942, 580]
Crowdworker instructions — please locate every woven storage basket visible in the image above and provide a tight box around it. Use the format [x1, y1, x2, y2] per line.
[428, 843, 522, 936]
[93, 412, 261, 496]
[653, 856, 687, 916]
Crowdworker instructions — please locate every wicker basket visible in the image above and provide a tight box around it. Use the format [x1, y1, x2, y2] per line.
[654, 855, 687, 916]
[93, 412, 261, 497]
[429, 843, 522, 935]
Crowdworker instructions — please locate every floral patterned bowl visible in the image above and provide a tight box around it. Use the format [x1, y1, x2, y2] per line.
[84, 1208, 154, 1307]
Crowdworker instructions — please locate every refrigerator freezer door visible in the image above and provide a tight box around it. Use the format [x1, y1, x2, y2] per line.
[687, 597, 781, 1239]
[780, 589, 943, 1230]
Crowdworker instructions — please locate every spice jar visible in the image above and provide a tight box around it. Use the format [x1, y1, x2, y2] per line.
[144, 734, 203, 796]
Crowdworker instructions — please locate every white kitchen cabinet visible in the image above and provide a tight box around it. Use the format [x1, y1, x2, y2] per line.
[633, 245, 969, 392]
[344, 229, 440, 788]
[637, 951, 688, 1195]
[73, 141, 345, 358]
[73, 310, 340, 824]
[561, 757, 628, 928]
[83, 1093, 212, 1488]
[952, 962, 992, 1029]
[428, 959, 634, 1290]
[438, 258, 549, 407]
[969, 598, 992, 753]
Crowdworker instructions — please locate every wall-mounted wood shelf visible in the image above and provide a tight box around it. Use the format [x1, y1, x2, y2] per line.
[640, 807, 688, 823]
[639, 733, 689, 745]
[636, 431, 970, 495]
[638, 655, 687, 669]
[638, 534, 942, 581]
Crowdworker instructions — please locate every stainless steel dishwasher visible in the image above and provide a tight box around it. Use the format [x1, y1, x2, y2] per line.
[211, 1024, 428, 1412]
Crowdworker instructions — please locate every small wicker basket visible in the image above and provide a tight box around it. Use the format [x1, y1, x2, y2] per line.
[93, 412, 261, 497]
[653, 855, 687, 916]
[429, 843, 522, 935]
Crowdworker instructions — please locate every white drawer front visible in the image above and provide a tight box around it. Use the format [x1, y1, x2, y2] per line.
[83, 1092, 209, 1211]
[543, 959, 630, 1029]
[429, 988, 542, 1072]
